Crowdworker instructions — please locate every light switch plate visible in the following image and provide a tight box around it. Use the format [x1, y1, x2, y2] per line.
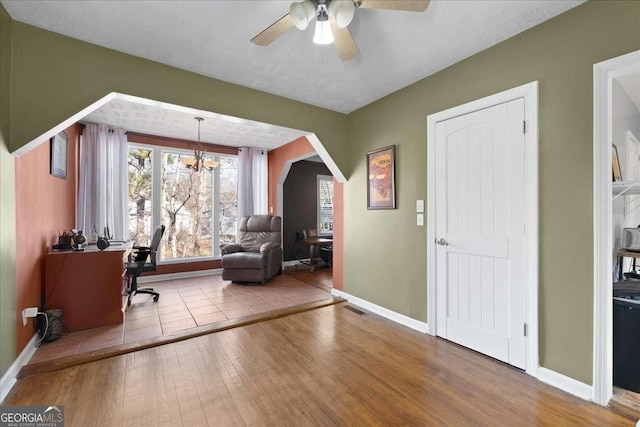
[417, 213, 424, 226]
[416, 200, 425, 213]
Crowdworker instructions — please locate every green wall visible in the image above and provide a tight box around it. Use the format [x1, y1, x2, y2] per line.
[344, 0, 640, 384]
[0, 4, 16, 380]
[8, 21, 349, 173]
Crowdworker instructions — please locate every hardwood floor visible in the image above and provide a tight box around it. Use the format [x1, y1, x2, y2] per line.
[28, 273, 332, 365]
[4, 303, 633, 426]
[283, 265, 333, 291]
[611, 387, 640, 421]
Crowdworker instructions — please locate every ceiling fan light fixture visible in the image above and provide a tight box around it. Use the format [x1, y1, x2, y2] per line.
[290, 0, 316, 30]
[313, 7, 334, 45]
[328, 0, 355, 28]
[313, 19, 334, 44]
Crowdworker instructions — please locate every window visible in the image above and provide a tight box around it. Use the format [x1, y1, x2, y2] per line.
[127, 143, 238, 262]
[317, 175, 333, 236]
[128, 147, 153, 247]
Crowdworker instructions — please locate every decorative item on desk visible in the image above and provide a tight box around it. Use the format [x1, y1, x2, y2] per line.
[94, 225, 113, 250]
[52, 229, 85, 251]
[73, 230, 86, 250]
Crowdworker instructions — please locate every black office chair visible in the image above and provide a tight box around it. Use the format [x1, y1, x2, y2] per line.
[126, 224, 165, 305]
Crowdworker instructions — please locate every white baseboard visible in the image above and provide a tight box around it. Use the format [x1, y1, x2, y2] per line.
[538, 367, 593, 402]
[331, 289, 428, 333]
[0, 333, 38, 403]
[137, 269, 221, 284]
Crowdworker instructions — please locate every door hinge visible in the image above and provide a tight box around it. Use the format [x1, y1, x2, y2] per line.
[524, 323, 528, 337]
[523, 120, 526, 134]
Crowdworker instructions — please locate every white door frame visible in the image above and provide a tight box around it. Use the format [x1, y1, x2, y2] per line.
[427, 81, 539, 377]
[593, 50, 640, 406]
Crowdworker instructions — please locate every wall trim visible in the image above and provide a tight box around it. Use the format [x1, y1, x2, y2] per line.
[276, 149, 318, 217]
[331, 289, 428, 333]
[0, 334, 38, 403]
[137, 269, 221, 284]
[538, 367, 593, 402]
[593, 49, 640, 407]
[426, 81, 539, 377]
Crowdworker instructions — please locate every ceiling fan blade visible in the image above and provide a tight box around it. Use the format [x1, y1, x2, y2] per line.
[251, 14, 295, 46]
[356, 0, 430, 12]
[330, 19, 359, 62]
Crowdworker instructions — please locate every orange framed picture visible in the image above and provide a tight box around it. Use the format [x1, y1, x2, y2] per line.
[366, 145, 396, 210]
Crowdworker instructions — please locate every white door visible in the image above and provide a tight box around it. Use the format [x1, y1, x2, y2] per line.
[435, 98, 526, 369]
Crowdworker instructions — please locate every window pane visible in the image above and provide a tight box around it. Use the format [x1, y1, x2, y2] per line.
[128, 147, 152, 246]
[318, 177, 333, 235]
[160, 151, 213, 260]
[219, 156, 238, 250]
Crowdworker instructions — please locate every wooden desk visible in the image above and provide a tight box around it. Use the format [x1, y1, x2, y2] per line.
[300, 237, 333, 271]
[45, 242, 133, 331]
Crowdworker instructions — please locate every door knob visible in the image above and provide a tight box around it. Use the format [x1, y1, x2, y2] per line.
[435, 238, 448, 246]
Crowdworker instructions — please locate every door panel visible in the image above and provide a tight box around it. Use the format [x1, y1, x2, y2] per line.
[435, 99, 526, 369]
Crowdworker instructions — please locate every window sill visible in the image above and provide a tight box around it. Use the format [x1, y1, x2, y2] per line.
[159, 257, 221, 265]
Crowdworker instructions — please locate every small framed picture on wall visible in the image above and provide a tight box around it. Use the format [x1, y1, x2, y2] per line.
[50, 131, 68, 179]
[366, 145, 396, 209]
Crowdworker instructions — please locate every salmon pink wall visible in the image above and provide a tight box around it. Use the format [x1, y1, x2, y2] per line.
[268, 137, 343, 290]
[267, 137, 315, 215]
[15, 123, 79, 354]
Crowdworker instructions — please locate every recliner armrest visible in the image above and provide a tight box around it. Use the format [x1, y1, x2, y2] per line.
[260, 242, 280, 254]
[221, 243, 244, 255]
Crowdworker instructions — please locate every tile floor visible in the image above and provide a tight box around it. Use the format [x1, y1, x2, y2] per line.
[29, 271, 332, 364]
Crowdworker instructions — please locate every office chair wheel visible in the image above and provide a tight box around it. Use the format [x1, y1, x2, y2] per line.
[153, 294, 159, 302]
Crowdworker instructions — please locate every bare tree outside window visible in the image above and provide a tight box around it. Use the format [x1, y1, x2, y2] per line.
[318, 175, 333, 235]
[128, 144, 238, 261]
[128, 148, 152, 246]
[219, 156, 238, 245]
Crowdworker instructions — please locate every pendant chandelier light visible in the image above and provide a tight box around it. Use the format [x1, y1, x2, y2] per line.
[181, 117, 219, 172]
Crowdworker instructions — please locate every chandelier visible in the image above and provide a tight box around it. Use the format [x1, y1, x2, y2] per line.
[181, 117, 219, 172]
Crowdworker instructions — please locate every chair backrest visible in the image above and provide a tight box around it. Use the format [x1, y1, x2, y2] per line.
[237, 215, 281, 252]
[149, 224, 165, 267]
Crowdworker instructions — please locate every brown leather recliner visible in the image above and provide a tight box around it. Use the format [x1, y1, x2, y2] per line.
[220, 215, 282, 283]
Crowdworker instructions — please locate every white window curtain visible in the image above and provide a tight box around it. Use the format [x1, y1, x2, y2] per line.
[76, 124, 128, 241]
[237, 148, 268, 218]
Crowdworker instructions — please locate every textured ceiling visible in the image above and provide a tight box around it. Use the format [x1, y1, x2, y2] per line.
[2, 0, 584, 114]
[82, 97, 308, 150]
[3, 0, 585, 151]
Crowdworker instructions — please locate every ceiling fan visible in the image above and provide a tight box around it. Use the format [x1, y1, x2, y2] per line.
[251, 0, 431, 62]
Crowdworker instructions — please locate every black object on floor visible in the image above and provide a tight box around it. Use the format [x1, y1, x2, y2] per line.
[613, 282, 640, 392]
